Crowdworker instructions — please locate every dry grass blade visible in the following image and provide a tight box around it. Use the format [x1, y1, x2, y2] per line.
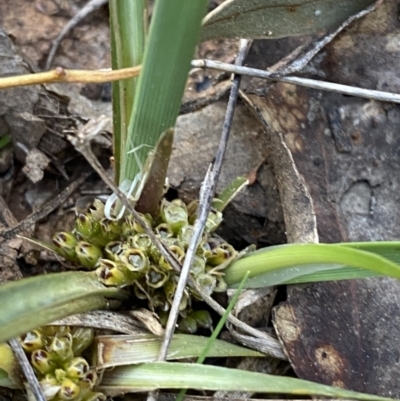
[191, 59, 400, 104]
[95, 333, 262, 368]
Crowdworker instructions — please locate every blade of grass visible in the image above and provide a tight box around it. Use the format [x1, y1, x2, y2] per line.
[109, 0, 146, 183]
[176, 272, 249, 401]
[0, 272, 127, 343]
[120, 0, 209, 184]
[224, 243, 400, 288]
[212, 176, 249, 212]
[98, 362, 394, 401]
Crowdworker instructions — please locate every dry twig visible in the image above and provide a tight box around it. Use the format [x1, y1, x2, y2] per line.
[9, 338, 47, 401]
[0, 66, 140, 89]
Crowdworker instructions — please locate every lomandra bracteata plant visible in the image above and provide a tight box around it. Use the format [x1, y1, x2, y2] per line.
[51, 198, 237, 333]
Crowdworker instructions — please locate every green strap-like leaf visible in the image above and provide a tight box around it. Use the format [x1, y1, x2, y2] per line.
[109, 0, 146, 183]
[201, 0, 375, 41]
[121, 0, 209, 184]
[224, 243, 400, 288]
[98, 362, 394, 401]
[0, 272, 126, 343]
[212, 176, 249, 212]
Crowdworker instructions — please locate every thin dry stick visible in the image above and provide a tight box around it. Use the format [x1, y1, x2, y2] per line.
[0, 65, 140, 89]
[157, 39, 252, 363]
[0, 171, 92, 240]
[191, 59, 400, 104]
[45, 0, 109, 70]
[9, 338, 46, 401]
[69, 117, 286, 360]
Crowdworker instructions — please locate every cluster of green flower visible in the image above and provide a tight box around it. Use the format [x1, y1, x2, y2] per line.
[51, 198, 237, 333]
[19, 326, 102, 401]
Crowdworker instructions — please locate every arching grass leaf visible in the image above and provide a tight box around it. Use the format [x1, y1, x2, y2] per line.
[225, 243, 400, 288]
[98, 361, 394, 401]
[0, 272, 127, 343]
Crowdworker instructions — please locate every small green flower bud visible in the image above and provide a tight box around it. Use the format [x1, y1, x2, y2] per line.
[170, 245, 185, 262]
[59, 378, 81, 401]
[121, 214, 136, 236]
[163, 279, 176, 304]
[128, 233, 152, 252]
[155, 223, 173, 238]
[180, 288, 190, 311]
[177, 315, 197, 334]
[88, 199, 105, 221]
[120, 248, 149, 273]
[20, 329, 44, 352]
[40, 374, 61, 400]
[164, 281, 189, 311]
[159, 244, 185, 272]
[197, 239, 211, 259]
[71, 328, 94, 356]
[160, 200, 188, 234]
[104, 241, 126, 261]
[41, 325, 69, 337]
[135, 213, 154, 233]
[52, 232, 78, 261]
[178, 225, 194, 248]
[83, 369, 98, 388]
[146, 266, 169, 289]
[205, 209, 223, 233]
[64, 357, 89, 379]
[190, 255, 206, 276]
[100, 218, 122, 242]
[189, 310, 213, 330]
[75, 242, 102, 270]
[214, 276, 228, 292]
[159, 256, 173, 272]
[196, 273, 216, 296]
[206, 243, 236, 266]
[54, 368, 67, 382]
[96, 259, 137, 286]
[171, 199, 187, 208]
[74, 214, 101, 243]
[49, 333, 73, 362]
[31, 349, 57, 375]
[122, 213, 153, 235]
